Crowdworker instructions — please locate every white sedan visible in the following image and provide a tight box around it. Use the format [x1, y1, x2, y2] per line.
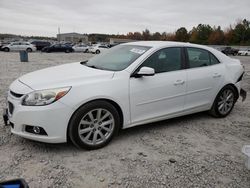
[72, 44, 89, 53]
[3, 41, 246, 149]
[89, 44, 109, 54]
[2, 42, 36, 52]
[238, 49, 250, 56]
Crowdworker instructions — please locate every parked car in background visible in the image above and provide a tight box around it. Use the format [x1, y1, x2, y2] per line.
[221, 47, 239, 56]
[89, 44, 109, 54]
[0, 42, 10, 50]
[42, 44, 73, 53]
[108, 43, 119, 48]
[3, 41, 246, 149]
[238, 49, 250, 56]
[2, 42, 36, 52]
[31, 41, 51, 51]
[72, 44, 89, 52]
[63, 42, 75, 47]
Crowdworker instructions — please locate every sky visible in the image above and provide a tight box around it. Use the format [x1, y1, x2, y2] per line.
[0, 0, 250, 37]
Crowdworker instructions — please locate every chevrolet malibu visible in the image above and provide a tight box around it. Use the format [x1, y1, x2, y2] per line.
[3, 41, 246, 149]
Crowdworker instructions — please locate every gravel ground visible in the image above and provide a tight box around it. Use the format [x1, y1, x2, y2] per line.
[0, 51, 250, 188]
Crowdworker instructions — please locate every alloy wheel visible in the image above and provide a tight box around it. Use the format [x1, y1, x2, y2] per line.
[78, 108, 114, 145]
[217, 89, 234, 115]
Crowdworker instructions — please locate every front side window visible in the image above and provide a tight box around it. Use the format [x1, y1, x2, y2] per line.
[139, 47, 182, 73]
[85, 45, 150, 71]
[187, 48, 210, 68]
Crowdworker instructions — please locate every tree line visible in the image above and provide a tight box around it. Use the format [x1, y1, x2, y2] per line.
[1, 19, 249, 45]
[89, 19, 250, 45]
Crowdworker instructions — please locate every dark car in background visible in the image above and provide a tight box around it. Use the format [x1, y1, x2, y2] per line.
[221, 47, 239, 56]
[42, 44, 74, 53]
[31, 41, 51, 51]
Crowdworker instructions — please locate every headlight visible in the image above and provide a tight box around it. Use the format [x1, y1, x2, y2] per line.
[22, 87, 71, 106]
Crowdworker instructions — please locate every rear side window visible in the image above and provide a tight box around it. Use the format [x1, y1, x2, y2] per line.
[209, 53, 220, 65]
[140, 47, 182, 73]
[187, 48, 210, 68]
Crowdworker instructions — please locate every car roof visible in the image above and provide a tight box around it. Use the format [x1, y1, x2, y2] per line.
[121, 41, 213, 50]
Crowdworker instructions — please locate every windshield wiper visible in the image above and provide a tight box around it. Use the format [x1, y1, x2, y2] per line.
[86, 65, 101, 69]
[80, 60, 88, 65]
[80, 61, 103, 70]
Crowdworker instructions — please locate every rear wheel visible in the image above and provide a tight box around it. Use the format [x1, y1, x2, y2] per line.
[3, 47, 9, 52]
[68, 101, 120, 150]
[65, 49, 70, 53]
[209, 85, 237, 117]
[26, 48, 32, 52]
[96, 50, 100, 54]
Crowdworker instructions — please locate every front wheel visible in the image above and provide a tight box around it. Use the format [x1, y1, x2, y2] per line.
[68, 101, 120, 150]
[209, 85, 237, 117]
[96, 50, 100, 54]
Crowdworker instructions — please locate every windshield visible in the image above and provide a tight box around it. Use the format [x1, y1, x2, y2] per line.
[85, 45, 151, 71]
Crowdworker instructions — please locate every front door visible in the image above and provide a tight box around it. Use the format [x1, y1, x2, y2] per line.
[129, 47, 186, 124]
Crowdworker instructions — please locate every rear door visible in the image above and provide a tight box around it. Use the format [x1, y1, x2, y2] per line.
[184, 47, 223, 111]
[129, 47, 187, 123]
[19, 42, 26, 50]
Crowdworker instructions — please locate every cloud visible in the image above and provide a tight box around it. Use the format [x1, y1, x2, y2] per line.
[0, 0, 249, 36]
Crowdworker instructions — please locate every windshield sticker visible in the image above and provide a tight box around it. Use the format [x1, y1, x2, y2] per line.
[130, 48, 146, 54]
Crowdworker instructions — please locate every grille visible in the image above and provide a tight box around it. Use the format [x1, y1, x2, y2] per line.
[10, 90, 23, 98]
[8, 102, 14, 115]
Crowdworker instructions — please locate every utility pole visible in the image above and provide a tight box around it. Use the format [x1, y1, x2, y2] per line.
[58, 27, 60, 42]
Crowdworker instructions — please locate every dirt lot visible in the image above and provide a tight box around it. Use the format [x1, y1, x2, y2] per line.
[0, 52, 250, 188]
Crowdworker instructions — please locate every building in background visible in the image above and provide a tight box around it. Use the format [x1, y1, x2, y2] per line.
[57, 32, 88, 43]
[109, 38, 136, 45]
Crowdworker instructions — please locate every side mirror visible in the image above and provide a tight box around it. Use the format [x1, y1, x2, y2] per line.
[133, 67, 155, 78]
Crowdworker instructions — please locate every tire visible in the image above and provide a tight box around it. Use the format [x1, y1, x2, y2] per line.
[3, 47, 9, 52]
[26, 48, 32, 52]
[68, 101, 120, 150]
[209, 85, 237, 118]
[96, 50, 100, 54]
[65, 49, 70, 53]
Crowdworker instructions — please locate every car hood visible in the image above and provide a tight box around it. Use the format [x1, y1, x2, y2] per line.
[18, 62, 115, 90]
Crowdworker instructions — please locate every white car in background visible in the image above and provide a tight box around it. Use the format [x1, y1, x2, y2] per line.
[3, 41, 246, 150]
[72, 44, 89, 53]
[89, 44, 109, 54]
[238, 49, 250, 56]
[2, 42, 36, 52]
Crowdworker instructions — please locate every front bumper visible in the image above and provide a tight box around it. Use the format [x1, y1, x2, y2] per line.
[3, 93, 74, 143]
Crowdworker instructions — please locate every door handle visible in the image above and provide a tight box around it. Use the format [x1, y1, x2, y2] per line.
[174, 80, 185, 86]
[213, 73, 221, 78]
